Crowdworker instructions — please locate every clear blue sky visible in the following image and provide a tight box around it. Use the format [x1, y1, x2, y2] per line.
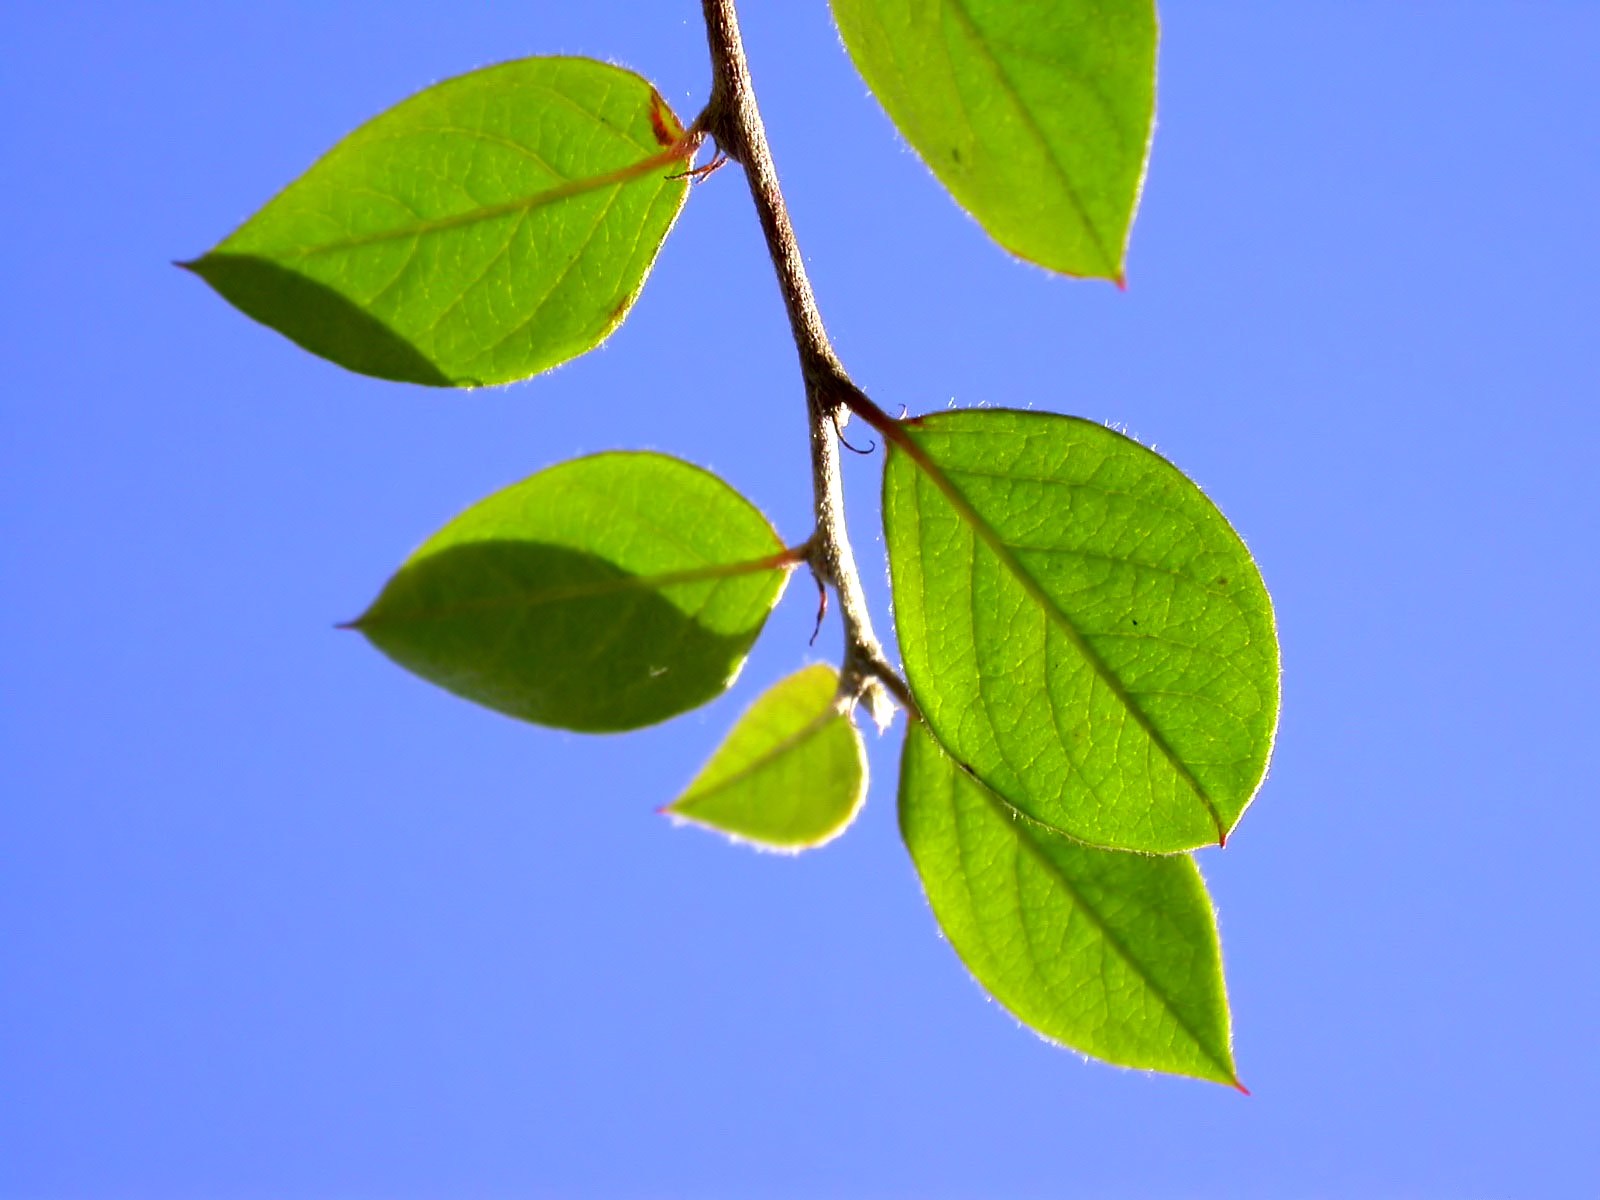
[4, 3, 1597, 1197]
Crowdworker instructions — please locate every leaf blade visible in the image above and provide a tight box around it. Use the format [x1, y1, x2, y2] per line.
[900, 723, 1238, 1085]
[831, 0, 1156, 280]
[883, 409, 1279, 853]
[353, 452, 791, 732]
[666, 665, 867, 851]
[185, 57, 691, 386]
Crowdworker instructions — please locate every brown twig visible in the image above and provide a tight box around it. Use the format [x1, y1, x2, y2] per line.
[696, 0, 917, 729]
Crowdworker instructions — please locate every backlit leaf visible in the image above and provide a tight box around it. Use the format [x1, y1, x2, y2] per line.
[831, 0, 1156, 281]
[883, 409, 1278, 853]
[665, 665, 867, 851]
[183, 57, 692, 386]
[901, 722, 1238, 1085]
[351, 452, 791, 732]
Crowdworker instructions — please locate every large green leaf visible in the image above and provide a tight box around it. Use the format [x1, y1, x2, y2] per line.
[901, 723, 1238, 1085]
[350, 453, 792, 732]
[665, 665, 867, 851]
[182, 57, 692, 386]
[883, 409, 1278, 853]
[831, 0, 1156, 281]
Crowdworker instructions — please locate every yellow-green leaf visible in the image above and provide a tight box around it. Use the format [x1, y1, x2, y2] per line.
[832, 0, 1156, 281]
[883, 409, 1279, 853]
[666, 665, 867, 851]
[351, 452, 791, 732]
[901, 723, 1239, 1086]
[183, 57, 692, 386]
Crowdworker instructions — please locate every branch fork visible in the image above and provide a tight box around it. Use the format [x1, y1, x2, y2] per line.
[695, 0, 916, 730]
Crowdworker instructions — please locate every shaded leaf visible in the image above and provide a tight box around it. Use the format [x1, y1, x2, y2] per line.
[352, 452, 791, 732]
[665, 665, 867, 851]
[183, 57, 692, 386]
[831, 0, 1156, 281]
[901, 722, 1238, 1085]
[883, 409, 1278, 853]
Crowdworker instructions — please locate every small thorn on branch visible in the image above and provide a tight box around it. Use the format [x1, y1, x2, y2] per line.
[808, 566, 828, 646]
[670, 151, 729, 183]
[833, 411, 875, 455]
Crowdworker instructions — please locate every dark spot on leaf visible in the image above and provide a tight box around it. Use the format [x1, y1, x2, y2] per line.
[648, 91, 678, 148]
[1131, 617, 1139, 625]
[951, 146, 963, 164]
[1216, 577, 1229, 587]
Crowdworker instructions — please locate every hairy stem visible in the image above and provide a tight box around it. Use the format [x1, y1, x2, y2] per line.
[697, 0, 916, 728]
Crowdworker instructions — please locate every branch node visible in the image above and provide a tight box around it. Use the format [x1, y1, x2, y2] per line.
[700, 0, 915, 726]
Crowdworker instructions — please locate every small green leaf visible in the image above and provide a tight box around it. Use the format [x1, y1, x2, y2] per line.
[831, 0, 1156, 281]
[351, 452, 792, 732]
[901, 723, 1238, 1085]
[665, 665, 867, 851]
[883, 409, 1278, 853]
[183, 57, 692, 386]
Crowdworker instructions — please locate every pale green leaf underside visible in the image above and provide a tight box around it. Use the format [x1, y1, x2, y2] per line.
[831, 0, 1155, 280]
[184, 57, 691, 386]
[901, 723, 1236, 1084]
[353, 452, 790, 732]
[666, 664, 867, 850]
[883, 410, 1278, 853]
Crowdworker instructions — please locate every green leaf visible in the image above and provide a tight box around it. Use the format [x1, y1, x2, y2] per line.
[350, 452, 792, 732]
[883, 409, 1278, 853]
[665, 665, 867, 851]
[900, 722, 1238, 1085]
[182, 57, 693, 387]
[831, 0, 1156, 281]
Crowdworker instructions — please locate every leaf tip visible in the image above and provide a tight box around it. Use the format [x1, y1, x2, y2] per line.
[1233, 1078, 1251, 1097]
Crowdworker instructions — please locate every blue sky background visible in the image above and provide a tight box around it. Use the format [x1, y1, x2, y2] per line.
[4, 3, 1598, 1197]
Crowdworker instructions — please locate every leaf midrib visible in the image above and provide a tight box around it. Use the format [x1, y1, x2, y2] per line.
[894, 431, 1229, 844]
[941, 0, 1118, 276]
[243, 143, 689, 262]
[964, 767, 1234, 1083]
[678, 709, 840, 811]
[353, 548, 792, 628]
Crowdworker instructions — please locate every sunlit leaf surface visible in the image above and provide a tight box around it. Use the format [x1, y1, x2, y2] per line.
[883, 409, 1278, 853]
[901, 723, 1238, 1084]
[353, 452, 791, 732]
[832, 0, 1155, 280]
[666, 665, 866, 851]
[184, 57, 692, 385]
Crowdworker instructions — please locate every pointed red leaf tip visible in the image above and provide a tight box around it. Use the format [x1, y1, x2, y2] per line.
[1114, 274, 1128, 292]
[1233, 1079, 1251, 1097]
[1217, 827, 1228, 849]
